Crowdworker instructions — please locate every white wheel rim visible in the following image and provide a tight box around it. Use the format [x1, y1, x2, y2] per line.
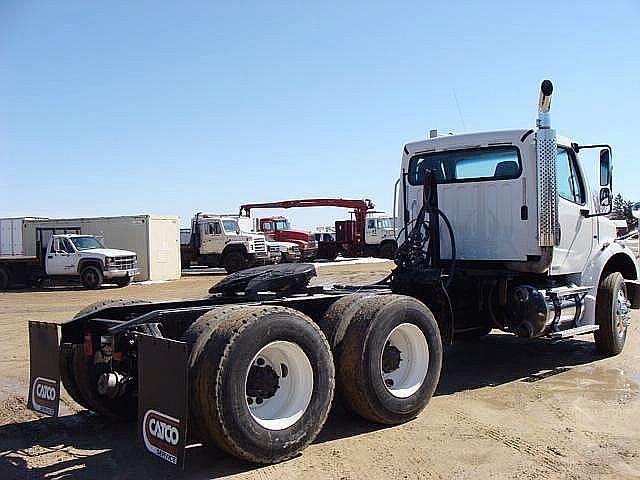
[245, 341, 313, 430]
[380, 323, 429, 398]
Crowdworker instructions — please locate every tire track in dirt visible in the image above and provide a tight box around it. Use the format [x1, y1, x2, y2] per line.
[453, 411, 576, 478]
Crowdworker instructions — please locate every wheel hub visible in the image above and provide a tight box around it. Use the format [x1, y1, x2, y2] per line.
[616, 289, 632, 330]
[244, 341, 314, 431]
[380, 323, 429, 399]
[246, 361, 280, 401]
[382, 342, 402, 373]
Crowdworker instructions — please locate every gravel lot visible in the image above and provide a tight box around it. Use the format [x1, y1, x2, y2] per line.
[0, 261, 639, 479]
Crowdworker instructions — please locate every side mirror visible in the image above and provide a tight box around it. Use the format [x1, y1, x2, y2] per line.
[599, 149, 611, 186]
[600, 187, 612, 213]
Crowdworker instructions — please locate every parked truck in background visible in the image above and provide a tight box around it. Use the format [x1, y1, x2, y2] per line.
[181, 213, 272, 272]
[28, 81, 640, 469]
[240, 199, 397, 259]
[246, 215, 318, 260]
[0, 218, 138, 289]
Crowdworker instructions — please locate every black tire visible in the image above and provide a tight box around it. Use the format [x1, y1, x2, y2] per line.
[0, 267, 9, 290]
[594, 272, 629, 356]
[318, 293, 376, 351]
[337, 295, 442, 425]
[80, 265, 103, 289]
[378, 242, 396, 260]
[223, 251, 248, 274]
[59, 299, 150, 417]
[189, 305, 334, 464]
[181, 305, 247, 440]
[115, 276, 132, 288]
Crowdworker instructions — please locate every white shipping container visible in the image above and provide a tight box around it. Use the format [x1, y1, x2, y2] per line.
[0, 218, 46, 257]
[22, 215, 181, 281]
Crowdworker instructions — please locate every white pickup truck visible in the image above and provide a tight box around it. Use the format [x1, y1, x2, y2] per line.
[0, 233, 139, 290]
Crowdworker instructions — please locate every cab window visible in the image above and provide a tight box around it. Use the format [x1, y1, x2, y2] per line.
[367, 219, 376, 229]
[205, 222, 222, 235]
[263, 222, 273, 232]
[556, 148, 585, 204]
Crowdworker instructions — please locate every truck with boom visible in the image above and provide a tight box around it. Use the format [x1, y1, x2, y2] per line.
[27, 81, 639, 468]
[239, 198, 397, 259]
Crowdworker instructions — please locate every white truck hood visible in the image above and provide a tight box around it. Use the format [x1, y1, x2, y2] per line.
[78, 248, 136, 258]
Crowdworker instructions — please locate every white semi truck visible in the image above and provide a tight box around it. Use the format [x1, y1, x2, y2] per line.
[0, 221, 138, 289]
[28, 81, 639, 468]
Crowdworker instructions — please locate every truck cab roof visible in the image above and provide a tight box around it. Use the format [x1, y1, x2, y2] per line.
[403, 128, 574, 155]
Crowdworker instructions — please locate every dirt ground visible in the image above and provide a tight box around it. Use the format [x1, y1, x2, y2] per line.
[0, 261, 639, 479]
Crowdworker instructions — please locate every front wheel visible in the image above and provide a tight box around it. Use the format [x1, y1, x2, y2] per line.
[223, 251, 248, 273]
[80, 265, 103, 289]
[0, 267, 9, 290]
[378, 242, 396, 259]
[594, 272, 631, 356]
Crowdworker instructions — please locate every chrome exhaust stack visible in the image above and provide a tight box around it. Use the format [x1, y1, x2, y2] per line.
[535, 80, 559, 248]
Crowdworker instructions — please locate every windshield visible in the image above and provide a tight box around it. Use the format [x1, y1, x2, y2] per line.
[222, 220, 240, 233]
[408, 146, 521, 185]
[70, 236, 104, 250]
[274, 220, 290, 230]
[377, 218, 393, 229]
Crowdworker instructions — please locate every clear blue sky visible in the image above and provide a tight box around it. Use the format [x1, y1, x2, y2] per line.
[2, 1, 639, 229]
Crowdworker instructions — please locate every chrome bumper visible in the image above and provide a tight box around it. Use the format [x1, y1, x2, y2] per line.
[103, 268, 140, 279]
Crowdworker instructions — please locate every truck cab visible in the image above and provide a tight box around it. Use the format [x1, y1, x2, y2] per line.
[44, 234, 138, 288]
[182, 213, 271, 273]
[258, 216, 318, 259]
[398, 81, 639, 351]
[364, 212, 397, 257]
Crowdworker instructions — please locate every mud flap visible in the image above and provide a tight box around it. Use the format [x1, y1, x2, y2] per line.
[27, 321, 60, 417]
[137, 334, 188, 469]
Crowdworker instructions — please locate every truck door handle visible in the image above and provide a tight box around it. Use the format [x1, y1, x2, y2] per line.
[47, 255, 53, 259]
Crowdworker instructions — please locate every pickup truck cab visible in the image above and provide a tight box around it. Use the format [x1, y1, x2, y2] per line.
[46, 235, 139, 288]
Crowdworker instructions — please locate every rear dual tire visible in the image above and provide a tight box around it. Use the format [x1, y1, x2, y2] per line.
[184, 305, 334, 464]
[321, 294, 442, 425]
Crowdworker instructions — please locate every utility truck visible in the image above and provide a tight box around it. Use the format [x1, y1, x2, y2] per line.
[28, 81, 639, 469]
[180, 213, 272, 272]
[0, 220, 138, 289]
[240, 199, 397, 259]
[240, 213, 318, 260]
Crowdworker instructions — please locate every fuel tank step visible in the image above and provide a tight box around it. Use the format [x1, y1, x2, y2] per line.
[548, 324, 599, 339]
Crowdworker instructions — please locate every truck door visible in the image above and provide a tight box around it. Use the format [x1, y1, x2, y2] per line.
[551, 147, 594, 275]
[262, 221, 276, 240]
[46, 237, 77, 275]
[365, 218, 378, 245]
[200, 221, 225, 255]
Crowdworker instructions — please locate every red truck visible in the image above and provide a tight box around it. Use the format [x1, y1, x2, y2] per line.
[240, 198, 397, 260]
[251, 215, 318, 260]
